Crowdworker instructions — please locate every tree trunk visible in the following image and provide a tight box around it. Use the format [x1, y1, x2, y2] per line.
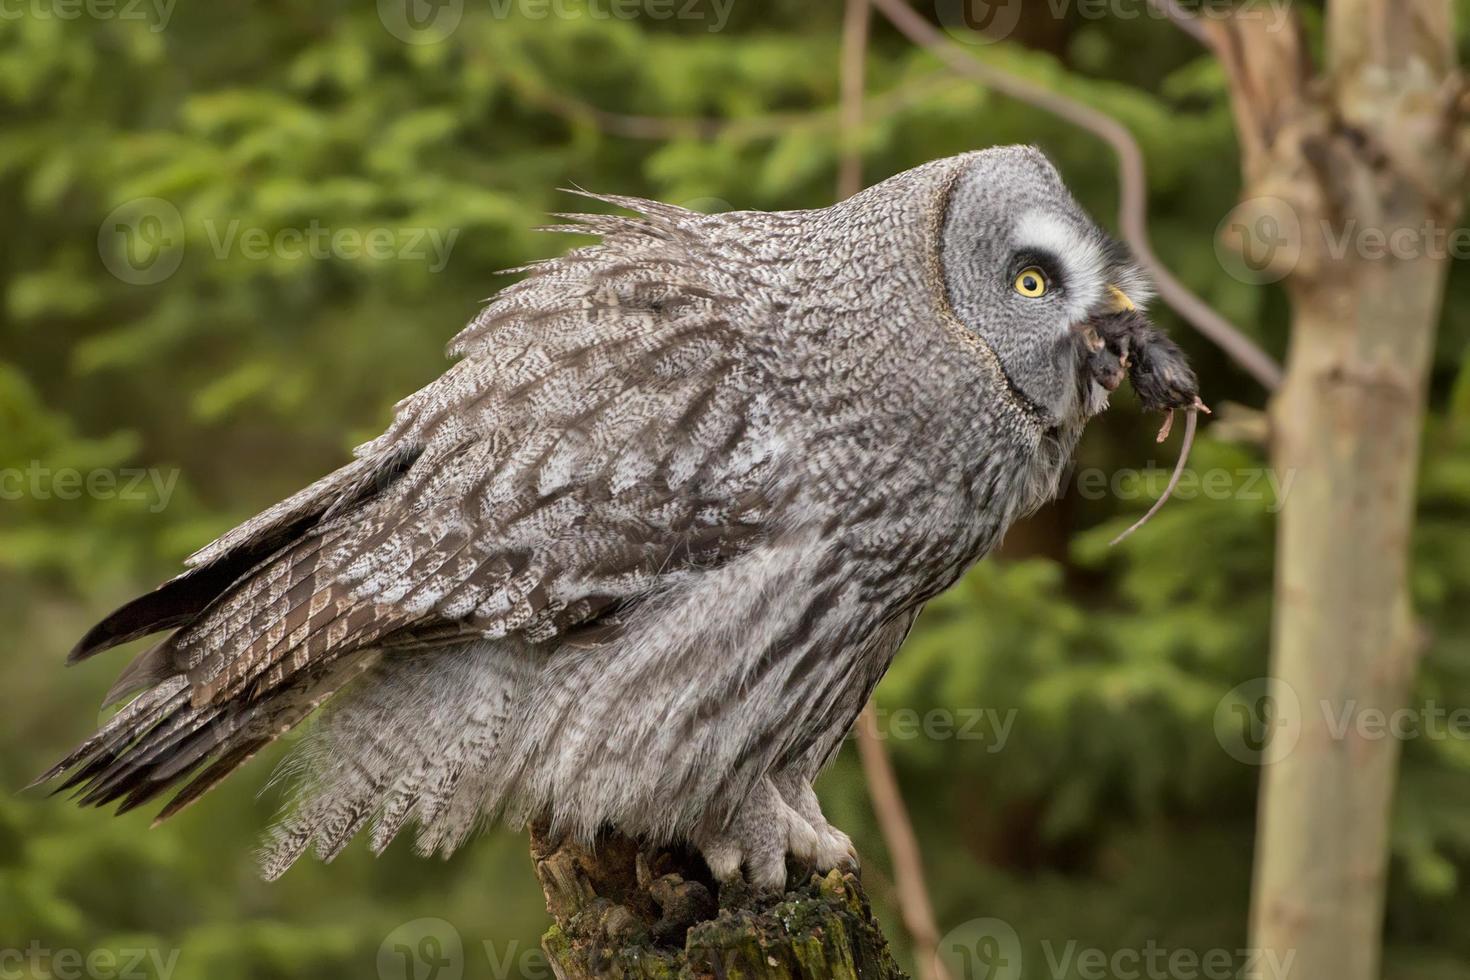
[528, 826, 907, 980]
[1257, 222, 1448, 980]
[1209, 3, 1466, 977]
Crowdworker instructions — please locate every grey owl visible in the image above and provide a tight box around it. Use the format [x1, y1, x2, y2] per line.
[41, 146, 1187, 888]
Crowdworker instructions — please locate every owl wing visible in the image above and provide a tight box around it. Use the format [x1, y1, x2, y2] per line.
[43, 195, 786, 819]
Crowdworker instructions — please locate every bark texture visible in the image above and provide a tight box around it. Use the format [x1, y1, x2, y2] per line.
[529, 826, 907, 980]
[1208, 2, 1468, 978]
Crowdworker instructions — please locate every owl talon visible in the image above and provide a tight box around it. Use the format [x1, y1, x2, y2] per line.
[693, 776, 855, 893]
[773, 773, 859, 874]
[700, 840, 745, 884]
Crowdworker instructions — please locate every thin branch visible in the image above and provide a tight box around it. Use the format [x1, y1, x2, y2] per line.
[512, 70, 954, 142]
[837, 0, 872, 200]
[858, 705, 950, 980]
[1200, 8, 1314, 186]
[870, 0, 1284, 392]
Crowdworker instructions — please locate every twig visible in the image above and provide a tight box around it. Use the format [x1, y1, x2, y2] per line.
[869, 0, 1283, 393]
[858, 704, 950, 980]
[837, 0, 872, 200]
[511, 70, 955, 142]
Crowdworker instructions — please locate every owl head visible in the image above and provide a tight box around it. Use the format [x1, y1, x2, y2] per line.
[940, 145, 1153, 421]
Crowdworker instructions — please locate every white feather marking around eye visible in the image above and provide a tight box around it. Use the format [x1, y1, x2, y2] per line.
[1012, 210, 1105, 324]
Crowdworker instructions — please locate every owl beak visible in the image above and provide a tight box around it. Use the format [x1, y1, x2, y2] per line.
[1104, 284, 1137, 313]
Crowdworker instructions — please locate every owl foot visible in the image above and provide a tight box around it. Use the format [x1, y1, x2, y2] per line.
[774, 773, 860, 874]
[692, 777, 857, 893]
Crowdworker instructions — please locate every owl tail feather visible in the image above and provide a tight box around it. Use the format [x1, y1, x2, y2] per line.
[258, 639, 536, 880]
[33, 654, 376, 824]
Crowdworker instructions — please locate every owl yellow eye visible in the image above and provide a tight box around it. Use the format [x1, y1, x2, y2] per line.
[1014, 267, 1048, 298]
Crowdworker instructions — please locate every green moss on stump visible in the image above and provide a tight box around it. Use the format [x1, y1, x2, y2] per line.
[530, 828, 906, 980]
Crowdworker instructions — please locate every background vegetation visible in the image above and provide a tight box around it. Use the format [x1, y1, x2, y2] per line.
[4, 2, 1470, 978]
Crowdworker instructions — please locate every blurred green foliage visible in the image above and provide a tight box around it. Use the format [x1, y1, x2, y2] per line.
[3, 2, 1470, 979]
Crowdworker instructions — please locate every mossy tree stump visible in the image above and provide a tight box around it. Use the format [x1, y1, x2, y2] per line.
[529, 825, 907, 979]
